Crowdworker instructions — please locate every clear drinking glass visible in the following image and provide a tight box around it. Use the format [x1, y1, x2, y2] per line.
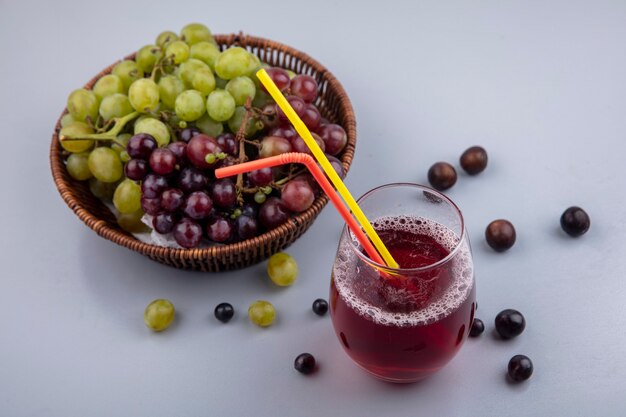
[329, 183, 476, 383]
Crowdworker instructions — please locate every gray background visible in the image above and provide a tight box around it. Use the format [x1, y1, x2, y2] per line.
[1, 0, 625, 416]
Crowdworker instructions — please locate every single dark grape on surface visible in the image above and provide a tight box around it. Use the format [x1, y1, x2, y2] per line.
[294, 353, 316, 375]
[149, 148, 177, 175]
[428, 162, 457, 191]
[312, 299, 328, 316]
[560, 206, 590, 237]
[127, 133, 157, 160]
[177, 167, 208, 194]
[469, 318, 484, 337]
[460, 146, 488, 175]
[124, 159, 148, 181]
[216, 133, 237, 155]
[508, 355, 533, 382]
[259, 197, 291, 230]
[141, 174, 168, 199]
[290, 74, 318, 103]
[211, 179, 237, 208]
[206, 217, 233, 243]
[485, 219, 516, 252]
[319, 124, 347, 156]
[160, 188, 185, 212]
[183, 191, 213, 220]
[186, 134, 222, 169]
[235, 215, 258, 240]
[173, 218, 203, 248]
[495, 309, 526, 339]
[152, 212, 176, 234]
[214, 303, 235, 323]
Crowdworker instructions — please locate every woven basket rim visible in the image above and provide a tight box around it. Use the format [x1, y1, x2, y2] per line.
[50, 32, 356, 265]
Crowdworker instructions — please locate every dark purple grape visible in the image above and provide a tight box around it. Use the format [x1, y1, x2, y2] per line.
[281, 180, 314, 213]
[485, 220, 516, 252]
[152, 212, 176, 234]
[508, 355, 533, 382]
[268, 125, 298, 142]
[241, 203, 258, 218]
[141, 196, 161, 215]
[186, 134, 222, 169]
[127, 133, 157, 160]
[214, 302, 234, 323]
[460, 146, 488, 175]
[160, 188, 185, 212]
[495, 309, 526, 339]
[259, 197, 291, 230]
[183, 191, 213, 220]
[216, 133, 237, 155]
[263, 67, 290, 92]
[469, 318, 484, 337]
[141, 174, 168, 198]
[235, 215, 258, 240]
[560, 206, 590, 237]
[301, 104, 321, 131]
[294, 353, 316, 375]
[248, 168, 273, 187]
[260, 103, 279, 130]
[206, 217, 233, 243]
[291, 132, 325, 155]
[325, 155, 345, 179]
[211, 179, 237, 208]
[167, 141, 187, 163]
[149, 148, 177, 175]
[179, 127, 200, 143]
[177, 167, 208, 194]
[173, 218, 203, 248]
[259, 136, 292, 158]
[124, 159, 148, 181]
[290, 75, 318, 103]
[319, 124, 347, 156]
[428, 162, 457, 191]
[276, 96, 306, 123]
[312, 299, 328, 316]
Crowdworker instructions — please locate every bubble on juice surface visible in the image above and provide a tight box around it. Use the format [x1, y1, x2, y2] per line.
[334, 215, 474, 327]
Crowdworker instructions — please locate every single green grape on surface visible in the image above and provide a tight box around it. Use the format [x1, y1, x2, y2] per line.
[134, 117, 170, 147]
[267, 252, 298, 286]
[59, 122, 94, 153]
[248, 300, 276, 327]
[128, 78, 160, 113]
[67, 88, 99, 122]
[66, 152, 92, 181]
[113, 179, 142, 213]
[88, 147, 123, 183]
[144, 299, 175, 332]
[93, 74, 124, 100]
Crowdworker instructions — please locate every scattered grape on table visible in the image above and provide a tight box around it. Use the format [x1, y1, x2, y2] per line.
[59, 23, 349, 247]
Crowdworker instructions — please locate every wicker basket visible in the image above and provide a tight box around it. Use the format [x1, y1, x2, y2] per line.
[50, 33, 356, 271]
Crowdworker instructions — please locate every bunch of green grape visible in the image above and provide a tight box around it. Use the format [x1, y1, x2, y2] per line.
[59, 23, 349, 246]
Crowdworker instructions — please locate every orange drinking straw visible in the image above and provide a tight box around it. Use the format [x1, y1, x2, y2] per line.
[215, 152, 387, 266]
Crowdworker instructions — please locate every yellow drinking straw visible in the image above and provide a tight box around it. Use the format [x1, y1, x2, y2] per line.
[256, 69, 399, 269]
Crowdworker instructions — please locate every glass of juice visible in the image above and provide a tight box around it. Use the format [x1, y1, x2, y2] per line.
[330, 183, 476, 383]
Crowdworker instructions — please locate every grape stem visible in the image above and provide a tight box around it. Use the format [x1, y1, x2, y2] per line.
[234, 96, 254, 205]
[59, 111, 140, 144]
[273, 168, 307, 187]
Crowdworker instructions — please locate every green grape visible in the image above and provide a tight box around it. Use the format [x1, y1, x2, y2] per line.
[158, 75, 185, 109]
[228, 106, 262, 138]
[113, 179, 142, 213]
[248, 300, 276, 327]
[99, 93, 133, 120]
[128, 78, 160, 113]
[136, 44, 162, 74]
[180, 23, 213, 45]
[175, 90, 205, 122]
[225, 76, 256, 106]
[66, 152, 92, 181]
[286, 69, 296, 79]
[266, 252, 298, 286]
[206, 89, 236, 121]
[112, 60, 143, 90]
[178, 58, 210, 86]
[156, 30, 179, 48]
[214, 47, 253, 80]
[134, 117, 170, 147]
[67, 88, 99, 122]
[191, 70, 216, 96]
[60, 113, 75, 128]
[252, 90, 271, 108]
[59, 122, 94, 153]
[89, 178, 117, 200]
[144, 299, 175, 332]
[195, 114, 224, 137]
[88, 147, 123, 183]
[190, 41, 220, 69]
[117, 209, 148, 233]
[111, 133, 131, 155]
[165, 40, 190, 64]
[245, 53, 262, 77]
[93, 74, 124, 99]
[215, 76, 228, 89]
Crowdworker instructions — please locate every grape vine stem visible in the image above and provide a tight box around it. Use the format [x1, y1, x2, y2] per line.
[234, 96, 254, 205]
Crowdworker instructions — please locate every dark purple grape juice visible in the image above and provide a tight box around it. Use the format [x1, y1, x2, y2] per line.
[330, 216, 475, 382]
